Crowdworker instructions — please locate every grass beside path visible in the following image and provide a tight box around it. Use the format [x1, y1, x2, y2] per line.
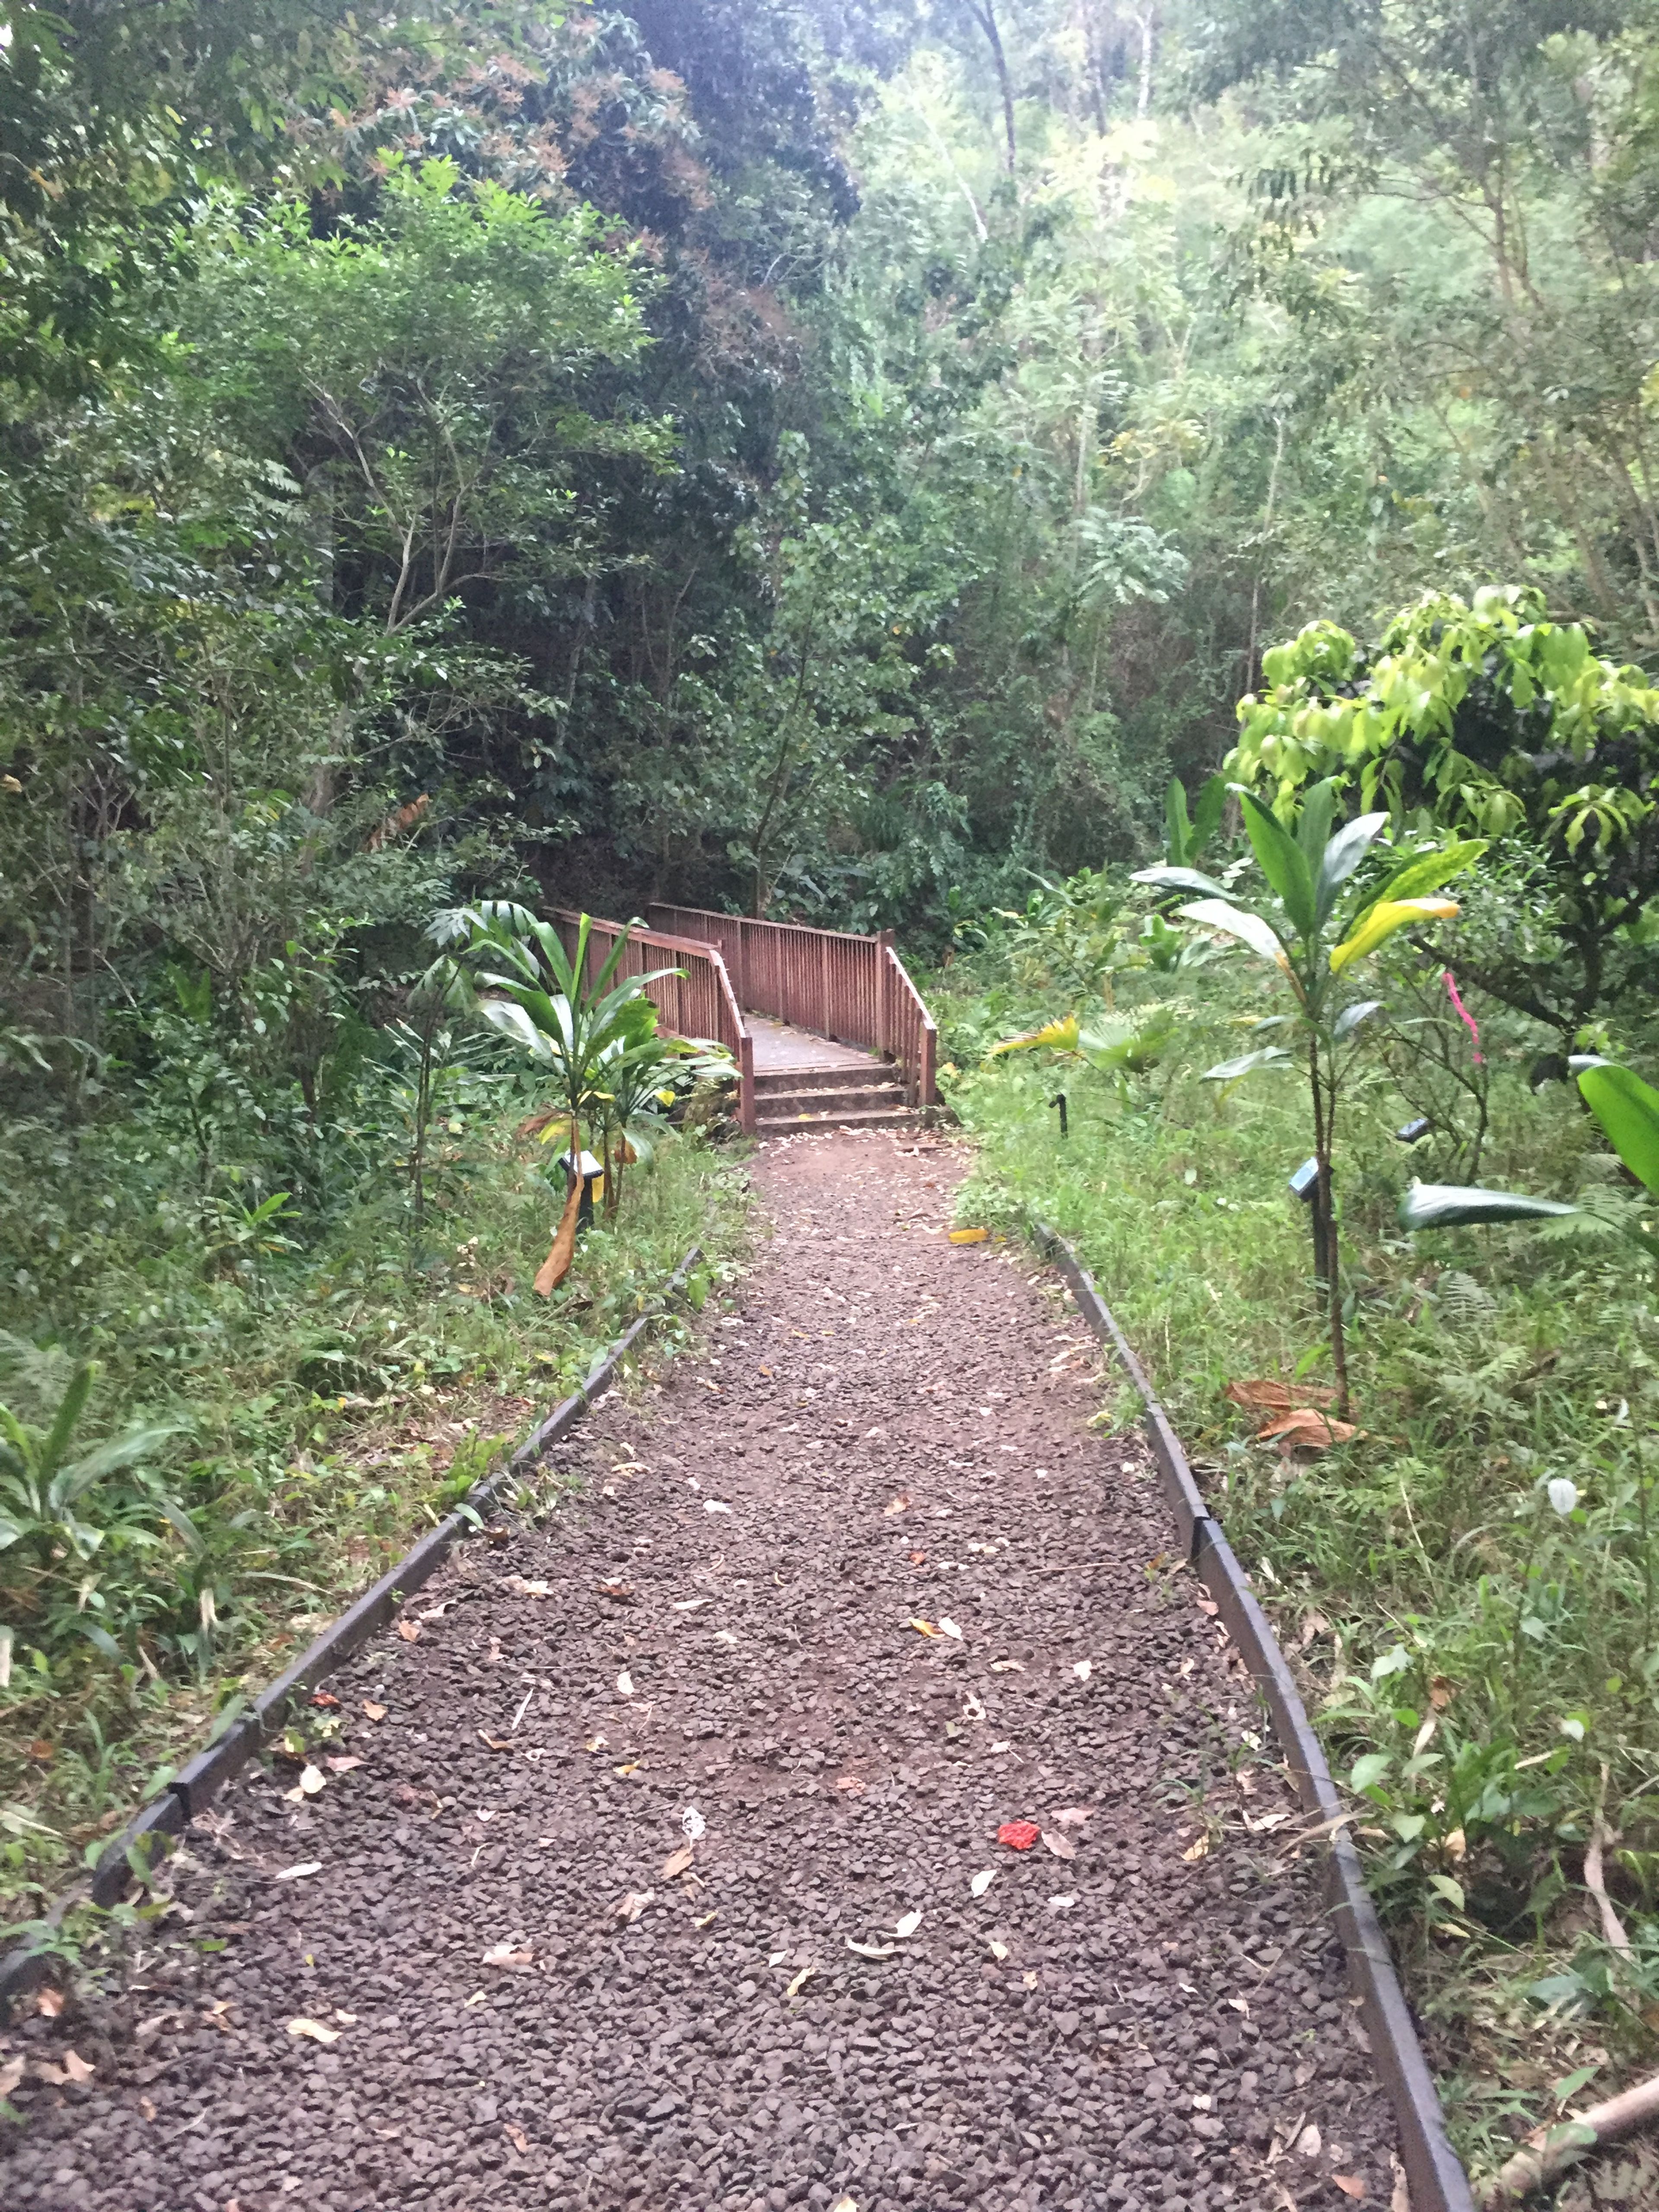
[941, 1012, 1657, 2182]
[0, 1120, 750, 1923]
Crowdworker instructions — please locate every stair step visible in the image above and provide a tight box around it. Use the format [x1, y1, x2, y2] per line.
[757, 1105, 922, 1134]
[755, 1082, 905, 1115]
[752, 1062, 893, 1095]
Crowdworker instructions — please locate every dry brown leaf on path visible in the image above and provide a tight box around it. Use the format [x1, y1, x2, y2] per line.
[36, 1987, 64, 2018]
[273, 1860, 322, 1881]
[598, 1580, 635, 1601]
[892, 1910, 923, 1938]
[394, 1617, 422, 1642]
[1041, 1830, 1077, 1860]
[362, 1701, 387, 1721]
[309, 1690, 340, 1710]
[505, 2123, 531, 2155]
[785, 1964, 817, 1998]
[1182, 1834, 1211, 1862]
[1333, 2180, 1366, 2201]
[286, 2017, 341, 2045]
[613, 1890, 654, 1924]
[1051, 1805, 1093, 1828]
[835, 1774, 864, 1794]
[60, 2049, 94, 2082]
[0, 2055, 26, 2099]
[908, 1618, 941, 1637]
[845, 1939, 895, 1960]
[661, 1843, 696, 1880]
[1226, 1378, 1338, 1411]
[937, 1618, 963, 1641]
[884, 1493, 911, 1515]
[504, 1576, 553, 1597]
[478, 1732, 514, 1751]
[1072, 1659, 1093, 1681]
[324, 1755, 364, 1774]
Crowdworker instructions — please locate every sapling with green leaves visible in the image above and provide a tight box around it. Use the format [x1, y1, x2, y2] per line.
[1135, 780, 1485, 1416]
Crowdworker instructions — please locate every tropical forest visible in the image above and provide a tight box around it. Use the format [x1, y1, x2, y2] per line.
[3, 0, 1659, 2205]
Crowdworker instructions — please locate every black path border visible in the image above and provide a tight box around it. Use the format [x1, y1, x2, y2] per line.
[0, 1246, 704, 2018]
[1039, 1226, 1475, 2212]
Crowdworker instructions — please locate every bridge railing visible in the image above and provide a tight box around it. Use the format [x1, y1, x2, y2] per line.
[647, 904, 938, 1107]
[550, 911, 756, 1136]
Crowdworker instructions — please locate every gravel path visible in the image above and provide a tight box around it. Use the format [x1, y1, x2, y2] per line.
[3, 1131, 1397, 2212]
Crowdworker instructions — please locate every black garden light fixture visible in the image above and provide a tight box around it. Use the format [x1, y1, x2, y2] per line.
[1049, 1092, 1068, 1139]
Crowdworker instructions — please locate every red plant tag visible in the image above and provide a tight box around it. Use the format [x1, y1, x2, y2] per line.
[997, 1820, 1041, 1852]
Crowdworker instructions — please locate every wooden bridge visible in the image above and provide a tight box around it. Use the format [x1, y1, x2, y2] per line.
[554, 904, 938, 1138]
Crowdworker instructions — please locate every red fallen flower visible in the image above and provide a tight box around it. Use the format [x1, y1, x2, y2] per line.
[997, 1820, 1041, 1852]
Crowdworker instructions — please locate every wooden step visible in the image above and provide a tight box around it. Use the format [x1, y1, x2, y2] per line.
[756, 1103, 924, 1134]
[752, 1062, 896, 1096]
[755, 1081, 906, 1117]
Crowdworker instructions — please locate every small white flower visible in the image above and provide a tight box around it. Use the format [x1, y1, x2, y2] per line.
[1547, 1477, 1579, 1518]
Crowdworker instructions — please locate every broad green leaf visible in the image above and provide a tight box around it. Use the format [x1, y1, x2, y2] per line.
[1191, 774, 1228, 858]
[1178, 898, 1293, 974]
[1236, 787, 1316, 939]
[1332, 998, 1384, 1040]
[1350, 1751, 1392, 1792]
[1399, 1183, 1580, 1229]
[1201, 1047, 1291, 1081]
[1578, 1064, 1659, 1197]
[1352, 840, 1487, 923]
[1314, 812, 1389, 927]
[478, 998, 554, 1062]
[1329, 898, 1459, 973]
[1295, 777, 1338, 874]
[1131, 864, 1231, 901]
[1164, 776, 1191, 864]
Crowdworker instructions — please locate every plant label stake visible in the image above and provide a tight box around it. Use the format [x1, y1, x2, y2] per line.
[1288, 1156, 1330, 1283]
[1049, 1092, 1068, 1138]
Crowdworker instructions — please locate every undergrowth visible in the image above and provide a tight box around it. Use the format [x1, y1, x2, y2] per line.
[933, 944, 1659, 2180]
[0, 1096, 749, 1921]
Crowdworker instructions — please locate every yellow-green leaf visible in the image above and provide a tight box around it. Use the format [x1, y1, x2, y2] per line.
[1329, 898, 1459, 974]
[988, 1015, 1079, 1057]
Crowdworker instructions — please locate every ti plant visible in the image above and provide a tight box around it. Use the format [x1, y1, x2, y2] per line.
[1399, 1063, 1659, 1279]
[1135, 780, 1485, 1416]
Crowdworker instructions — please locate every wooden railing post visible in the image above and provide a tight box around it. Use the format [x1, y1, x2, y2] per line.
[876, 930, 894, 1057]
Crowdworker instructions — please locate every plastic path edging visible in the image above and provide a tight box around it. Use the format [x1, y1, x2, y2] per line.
[0, 1244, 704, 2019]
[1036, 1224, 1476, 2212]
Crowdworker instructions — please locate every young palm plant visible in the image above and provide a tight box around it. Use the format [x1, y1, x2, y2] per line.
[1135, 781, 1485, 1415]
[460, 904, 683, 1287]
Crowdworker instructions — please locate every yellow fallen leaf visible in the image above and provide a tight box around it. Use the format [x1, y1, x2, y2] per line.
[785, 1964, 817, 1998]
[286, 2017, 341, 2045]
[1333, 2180, 1367, 2201]
[362, 1701, 387, 1721]
[908, 1618, 940, 1637]
[1182, 1834, 1211, 1862]
[949, 1227, 989, 1244]
[693, 1910, 718, 1929]
[394, 1617, 421, 1642]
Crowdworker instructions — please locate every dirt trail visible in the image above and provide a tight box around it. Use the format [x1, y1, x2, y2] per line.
[3, 1131, 1395, 2212]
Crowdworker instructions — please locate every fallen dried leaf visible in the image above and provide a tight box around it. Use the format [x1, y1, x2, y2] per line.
[394, 1618, 422, 1642]
[1256, 1407, 1360, 1453]
[1048, 1893, 1077, 1911]
[949, 1227, 989, 1243]
[478, 1731, 514, 1751]
[937, 1617, 963, 1641]
[988, 1939, 1009, 1961]
[998, 1820, 1041, 1852]
[323, 1755, 364, 1775]
[616, 1669, 635, 1697]
[785, 1964, 817, 1998]
[1196, 1596, 1219, 1616]
[273, 1861, 322, 1881]
[296, 1763, 325, 1796]
[703, 1500, 732, 1515]
[672, 1597, 711, 1611]
[1182, 1834, 1211, 1863]
[845, 1939, 895, 1960]
[835, 1774, 865, 1794]
[597, 1580, 636, 1602]
[830, 2197, 859, 2212]
[309, 1690, 341, 1710]
[1296, 2124, 1322, 2158]
[1430, 1675, 1454, 1710]
[1051, 1805, 1093, 1828]
[884, 1494, 911, 1515]
[1041, 1829, 1077, 1860]
[504, 1576, 553, 1597]
[1072, 1659, 1093, 1681]
[893, 1909, 922, 1939]
[417, 1600, 452, 1621]
[505, 2123, 531, 2155]
[362, 1701, 387, 1721]
[1226, 1377, 1338, 1411]
[661, 1843, 696, 1880]
[1333, 2180, 1366, 2201]
[61, 2048, 93, 2082]
[970, 1869, 996, 1897]
[990, 1659, 1023, 1673]
[481, 1943, 535, 1969]
[286, 2017, 340, 2045]
[908, 1618, 941, 1637]
[613, 1890, 654, 1924]
[36, 1987, 64, 2018]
